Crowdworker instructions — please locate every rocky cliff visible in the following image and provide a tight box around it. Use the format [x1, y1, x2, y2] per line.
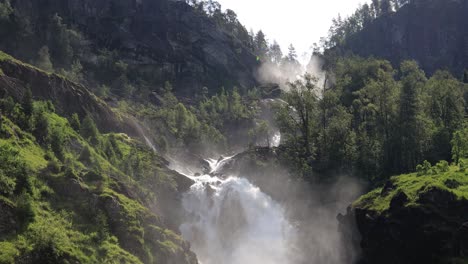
[0, 51, 138, 135]
[337, 0, 468, 76]
[1, 0, 259, 95]
[341, 163, 468, 263]
[0, 51, 198, 264]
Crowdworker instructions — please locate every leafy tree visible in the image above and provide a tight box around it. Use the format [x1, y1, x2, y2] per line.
[451, 128, 468, 164]
[277, 74, 319, 157]
[425, 71, 465, 161]
[396, 61, 431, 172]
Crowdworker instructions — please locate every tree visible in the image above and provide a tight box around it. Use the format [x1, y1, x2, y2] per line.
[0, 0, 12, 21]
[396, 61, 431, 172]
[277, 74, 319, 157]
[36, 46, 54, 72]
[371, 0, 381, 17]
[70, 113, 81, 132]
[451, 128, 468, 164]
[269, 41, 283, 65]
[248, 121, 271, 147]
[22, 88, 33, 118]
[380, 0, 392, 15]
[254, 30, 269, 61]
[50, 127, 65, 161]
[49, 14, 73, 68]
[0, 143, 27, 196]
[33, 110, 49, 144]
[80, 115, 99, 143]
[425, 71, 465, 161]
[79, 145, 92, 163]
[286, 44, 298, 63]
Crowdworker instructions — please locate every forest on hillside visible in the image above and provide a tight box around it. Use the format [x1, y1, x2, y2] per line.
[0, 0, 467, 263]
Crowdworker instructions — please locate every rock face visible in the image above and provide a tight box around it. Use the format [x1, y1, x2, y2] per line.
[344, 188, 468, 264]
[6, 0, 259, 94]
[50, 174, 198, 264]
[0, 57, 138, 135]
[338, 0, 468, 76]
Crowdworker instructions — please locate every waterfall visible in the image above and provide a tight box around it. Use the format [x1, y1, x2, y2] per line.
[177, 156, 297, 264]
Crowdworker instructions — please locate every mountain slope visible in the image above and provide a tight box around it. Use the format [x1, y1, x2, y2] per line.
[0, 52, 198, 264]
[332, 0, 468, 76]
[0, 0, 258, 96]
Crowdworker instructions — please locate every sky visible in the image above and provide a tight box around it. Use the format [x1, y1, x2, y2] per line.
[216, 0, 369, 62]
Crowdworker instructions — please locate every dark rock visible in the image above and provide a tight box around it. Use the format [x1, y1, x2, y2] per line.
[351, 186, 468, 264]
[418, 187, 456, 208]
[0, 60, 138, 136]
[205, 184, 215, 197]
[444, 179, 461, 189]
[456, 222, 468, 257]
[337, 0, 468, 76]
[380, 180, 395, 196]
[172, 170, 195, 193]
[389, 191, 408, 210]
[6, 0, 258, 95]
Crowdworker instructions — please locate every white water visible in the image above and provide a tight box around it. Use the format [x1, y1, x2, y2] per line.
[177, 156, 297, 264]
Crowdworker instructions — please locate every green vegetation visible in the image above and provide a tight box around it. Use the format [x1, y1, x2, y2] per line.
[276, 57, 467, 182]
[0, 93, 194, 263]
[355, 159, 468, 213]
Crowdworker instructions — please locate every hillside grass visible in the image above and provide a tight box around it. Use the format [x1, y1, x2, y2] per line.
[0, 95, 192, 263]
[354, 160, 468, 213]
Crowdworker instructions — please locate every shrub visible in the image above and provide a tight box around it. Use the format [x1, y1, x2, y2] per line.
[435, 160, 450, 173]
[69, 113, 80, 132]
[50, 127, 65, 161]
[80, 115, 99, 143]
[79, 146, 92, 163]
[416, 160, 432, 176]
[459, 160, 466, 172]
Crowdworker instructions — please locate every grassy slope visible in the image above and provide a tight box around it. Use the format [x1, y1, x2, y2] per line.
[354, 160, 468, 213]
[0, 52, 193, 263]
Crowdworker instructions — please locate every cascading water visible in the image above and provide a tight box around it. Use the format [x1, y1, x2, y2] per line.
[177, 156, 297, 264]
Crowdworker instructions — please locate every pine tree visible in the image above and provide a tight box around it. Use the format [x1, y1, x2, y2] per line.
[22, 88, 33, 118]
[80, 115, 99, 143]
[70, 113, 81, 132]
[269, 41, 283, 65]
[36, 46, 53, 72]
[254, 30, 269, 61]
[397, 61, 430, 172]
